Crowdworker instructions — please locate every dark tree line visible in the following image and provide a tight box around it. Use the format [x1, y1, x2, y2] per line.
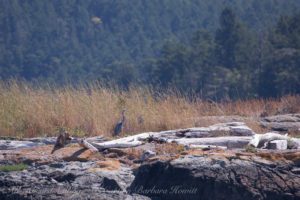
[0, 0, 299, 99]
[145, 8, 300, 99]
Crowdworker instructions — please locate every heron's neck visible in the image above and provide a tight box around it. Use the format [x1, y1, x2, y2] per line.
[122, 113, 125, 122]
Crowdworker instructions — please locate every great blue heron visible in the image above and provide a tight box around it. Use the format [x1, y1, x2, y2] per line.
[113, 110, 127, 136]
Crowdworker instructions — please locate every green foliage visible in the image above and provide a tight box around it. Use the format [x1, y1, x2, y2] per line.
[259, 13, 300, 97]
[72, 126, 87, 138]
[0, 163, 29, 172]
[245, 145, 257, 153]
[0, 1, 299, 99]
[150, 8, 300, 100]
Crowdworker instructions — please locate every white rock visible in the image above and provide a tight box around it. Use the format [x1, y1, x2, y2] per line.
[267, 140, 287, 150]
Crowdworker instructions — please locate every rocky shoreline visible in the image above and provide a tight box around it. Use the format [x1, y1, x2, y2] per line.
[1, 114, 300, 200]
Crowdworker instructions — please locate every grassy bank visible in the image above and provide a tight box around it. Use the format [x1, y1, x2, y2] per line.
[0, 80, 299, 138]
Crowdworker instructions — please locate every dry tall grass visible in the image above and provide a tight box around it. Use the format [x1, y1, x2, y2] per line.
[0, 80, 299, 138]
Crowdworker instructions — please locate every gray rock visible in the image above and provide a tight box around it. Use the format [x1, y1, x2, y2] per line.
[173, 136, 253, 149]
[141, 150, 156, 161]
[184, 122, 255, 138]
[129, 154, 300, 200]
[261, 114, 300, 123]
[291, 168, 300, 174]
[260, 114, 300, 131]
[48, 171, 77, 182]
[289, 138, 300, 149]
[0, 136, 100, 150]
[0, 140, 43, 150]
[101, 177, 122, 191]
[267, 140, 287, 150]
[0, 162, 149, 200]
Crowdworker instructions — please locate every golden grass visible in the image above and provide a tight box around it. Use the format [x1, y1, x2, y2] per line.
[0, 80, 299, 138]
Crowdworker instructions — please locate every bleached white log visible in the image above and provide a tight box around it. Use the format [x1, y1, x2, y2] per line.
[92, 122, 255, 150]
[92, 140, 143, 150]
[92, 132, 155, 150]
[172, 136, 253, 149]
[78, 139, 99, 152]
[249, 132, 290, 148]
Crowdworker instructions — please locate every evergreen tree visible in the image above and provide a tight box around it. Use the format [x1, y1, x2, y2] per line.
[259, 12, 300, 97]
[215, 7, 257, 98]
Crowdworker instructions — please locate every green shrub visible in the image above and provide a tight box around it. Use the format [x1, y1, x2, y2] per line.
[0, 163, 29, 172]
[245, 145, 257, 153]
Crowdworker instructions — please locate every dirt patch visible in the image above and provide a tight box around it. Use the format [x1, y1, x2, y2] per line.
[0, 144, 104, 164]
[90, 159, 121, 171]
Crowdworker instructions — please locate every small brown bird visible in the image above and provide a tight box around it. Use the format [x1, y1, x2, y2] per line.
[51, 129, 72, 154]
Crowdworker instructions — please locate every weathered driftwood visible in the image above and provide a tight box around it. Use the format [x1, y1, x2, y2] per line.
[92, 140, 144, 150]
[91, 132, 153, 150]
[5, 122, 300, 152]
[86, 136, 108, 143]
[78, 139, 98, 152]
[249, 132, 289, 148]
[249, 132, 300, 149]
[92, 122, 256, 150]
[172, 136, 253, 149]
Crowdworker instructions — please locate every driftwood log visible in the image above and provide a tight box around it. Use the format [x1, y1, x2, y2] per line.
[249, 132, 300, 149]
[78, 139, 98, 152]
[249, 132, 289, 148]
[90, 122, 257, 150]
[49, 122, 300, 152]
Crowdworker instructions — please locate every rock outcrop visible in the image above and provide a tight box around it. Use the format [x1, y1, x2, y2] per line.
[1, 149, 299, 200]
[0, 161, 150, 200]
[129, 152, 300, 200]
[260, 114, 300, 132]
[1, 115, 300, 199]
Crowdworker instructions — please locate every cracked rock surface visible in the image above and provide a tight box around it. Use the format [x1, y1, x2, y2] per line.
[260, 114, 300, 132]
[0, 161, 149, 200]
[1, 147, 300, 200]
[129, 151, 300, 200]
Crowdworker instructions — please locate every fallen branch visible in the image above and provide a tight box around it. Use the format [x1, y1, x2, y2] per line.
[78, 139, 98, 152]
[92, 132, 153, 150]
